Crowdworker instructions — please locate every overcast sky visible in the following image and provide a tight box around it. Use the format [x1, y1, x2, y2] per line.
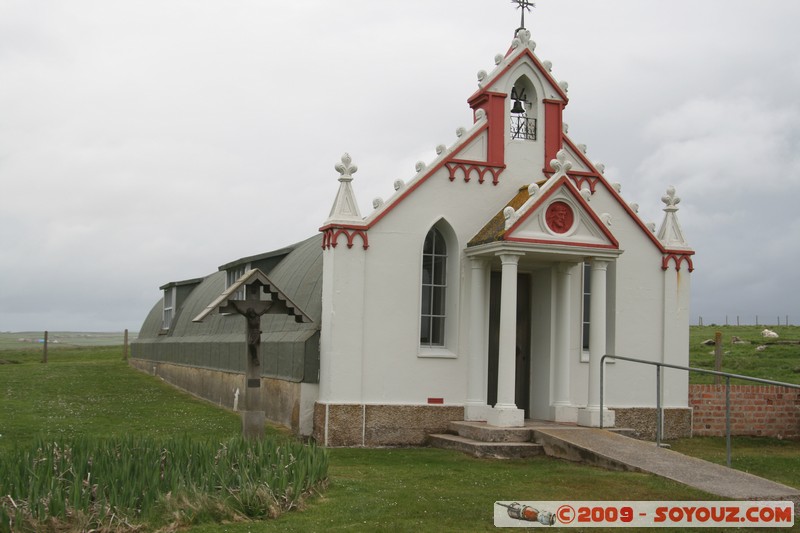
[1, 0, 798, 332]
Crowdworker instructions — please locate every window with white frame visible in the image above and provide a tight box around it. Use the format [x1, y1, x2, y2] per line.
[226, 265, 247, 300]
[162, 287, 175, 330]
[420, 227, 447, 347]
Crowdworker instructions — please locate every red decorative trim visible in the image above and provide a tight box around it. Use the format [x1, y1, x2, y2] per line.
[570, 175, 599, 194]
[468, 92, 506, 166]
[363, 123, 491, 229]
[505, 236, 619, 249]
[545, 201, 574, 234]
[662, 253, 695, 272]
[427, 397, 444, 405]
[445, 160, 505, 185]
[558, 135, 698, 270]
[320, 225, 369, 250]
[504, 175, 620, 249]
[468, 49, 569, 107]
[543, 100, 564, 172]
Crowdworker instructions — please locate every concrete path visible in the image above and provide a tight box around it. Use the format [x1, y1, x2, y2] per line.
[533, 425, 800, 502]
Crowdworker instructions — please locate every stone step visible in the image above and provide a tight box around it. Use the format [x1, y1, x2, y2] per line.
[448, 420, 534, 443]
[428, 433, 544, 459]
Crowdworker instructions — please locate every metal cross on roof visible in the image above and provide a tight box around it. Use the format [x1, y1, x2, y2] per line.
[511, 0, 535, 32]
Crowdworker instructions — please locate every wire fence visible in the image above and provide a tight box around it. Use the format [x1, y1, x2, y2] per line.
[696, 315, 793, 327]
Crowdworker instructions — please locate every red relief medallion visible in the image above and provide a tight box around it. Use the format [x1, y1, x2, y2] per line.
[545, 201, 574, 234]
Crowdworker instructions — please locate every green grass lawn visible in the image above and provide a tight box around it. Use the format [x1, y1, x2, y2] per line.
[0, 346, 244, 453]
[689, 325, 800, 384]
[1, 341, 797, 532]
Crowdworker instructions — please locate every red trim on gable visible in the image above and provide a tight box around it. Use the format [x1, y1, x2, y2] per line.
[468, 49, 569, 107]
[363, 122, 498, 229]
[504, 236, 619, 249]
[560, 134, 697, 268]
[504, 175, 620, 249]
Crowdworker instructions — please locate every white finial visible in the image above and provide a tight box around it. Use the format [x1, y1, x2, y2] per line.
[657, 186, 690, 249]
[543, 60, 553, 72]
[326, 152, 363, 224]
[577, 144, 587, 154]
[594, 162, 605, 174]
[612, 183, 622, 193]
[662, 186, 681, 208]
[558, 80, 569, 93]
[456, 127, 466, 138]
[436, 144, 446, 155]
[415, 161, 426, 173]
[475, 109, 486, 121]
[629, 202, 640, 213]
[494, 53, 504, 65]
[335, 153, 357, 181]
[477, 70, 488, 84]
[372, 197, 384, 209]
[601, 213, 612, 226]
[550, 149, 573, 179]
[394, 179, 405, 191]
[527, 183, 540, 197]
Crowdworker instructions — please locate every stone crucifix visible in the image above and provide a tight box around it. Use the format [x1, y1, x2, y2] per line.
[193, 269, 312, 438]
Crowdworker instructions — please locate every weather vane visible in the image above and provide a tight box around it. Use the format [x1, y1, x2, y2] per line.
[512, 0, 535, 33]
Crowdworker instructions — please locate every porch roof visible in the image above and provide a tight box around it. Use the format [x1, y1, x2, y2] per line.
[468, 182, 542, 247]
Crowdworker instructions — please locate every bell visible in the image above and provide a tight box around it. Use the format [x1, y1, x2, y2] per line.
[510, 86, 527, 114]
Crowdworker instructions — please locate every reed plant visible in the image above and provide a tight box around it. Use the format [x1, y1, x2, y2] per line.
[0, 434, 328, 532]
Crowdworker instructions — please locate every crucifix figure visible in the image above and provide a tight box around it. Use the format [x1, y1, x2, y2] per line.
[226, 302, 268, 366]
[511, 0, 535, 33]
[192, 269, 313, 439]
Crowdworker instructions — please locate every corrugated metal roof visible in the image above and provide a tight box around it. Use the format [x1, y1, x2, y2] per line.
[131, 234, 323, 382]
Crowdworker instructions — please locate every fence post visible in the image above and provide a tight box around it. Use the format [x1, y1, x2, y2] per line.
[42, 330, 48, 364]
[713, 331, 723, 385]
[656, 365, 662, 447]
[725, 375, 731, 468]
[123, 329, 129, 361]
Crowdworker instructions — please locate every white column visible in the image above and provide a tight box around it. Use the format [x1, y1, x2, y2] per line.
[578, 259, 614, 427]
[550, 262, 576, 422]
[487, 252, 525, 427]
[465, 257, 489, 420]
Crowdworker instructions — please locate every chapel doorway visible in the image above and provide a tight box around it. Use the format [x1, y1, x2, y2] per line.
[487, 271, 532, 418]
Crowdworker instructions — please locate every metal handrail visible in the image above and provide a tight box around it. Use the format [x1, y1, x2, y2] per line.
[599, 354, 800, 467]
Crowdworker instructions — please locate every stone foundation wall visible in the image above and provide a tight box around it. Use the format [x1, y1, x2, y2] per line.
[612, 407, 693, 440]
[689, 385, 800, 439]
[128, 358, 305, 434]
[314, 402, 464, 446]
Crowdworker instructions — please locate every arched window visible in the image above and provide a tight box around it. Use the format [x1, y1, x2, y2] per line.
[420, 227, 447, 347]
[509, 76, 537, 140]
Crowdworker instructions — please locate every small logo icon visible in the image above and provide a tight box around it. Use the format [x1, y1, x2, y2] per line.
[496, 502, 556, 525]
